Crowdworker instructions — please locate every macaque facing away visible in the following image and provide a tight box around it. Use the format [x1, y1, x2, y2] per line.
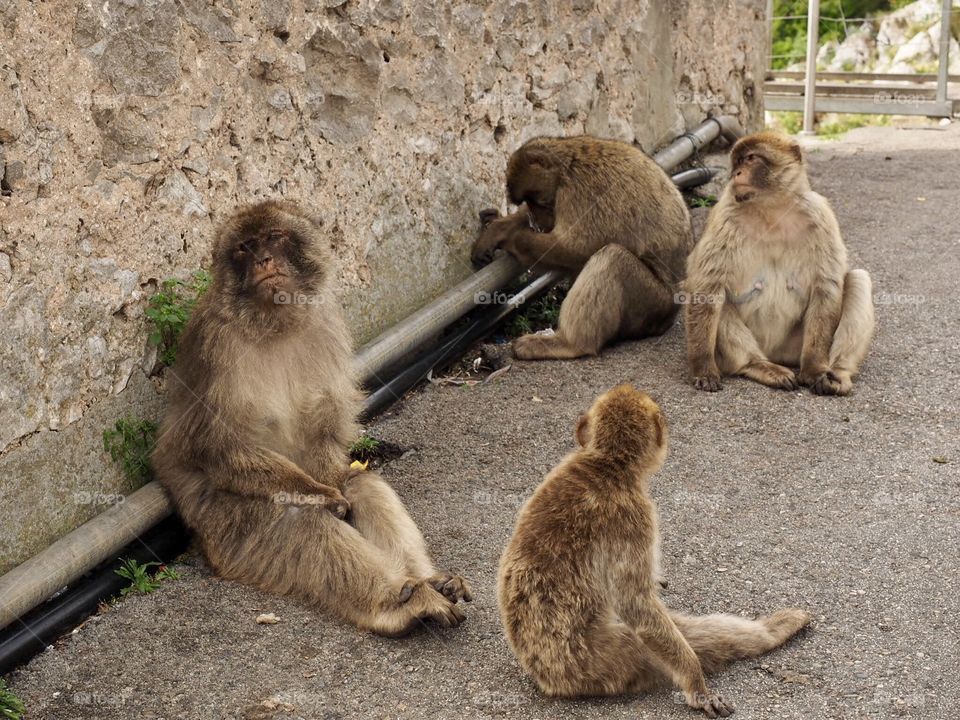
[685, 131, 874, 395]
[153, 201, 471, 636]
[498, 385, 810, 716]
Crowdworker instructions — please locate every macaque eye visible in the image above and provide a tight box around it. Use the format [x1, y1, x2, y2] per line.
[744, 153, 756, 162]
[235, 242, 250, 256]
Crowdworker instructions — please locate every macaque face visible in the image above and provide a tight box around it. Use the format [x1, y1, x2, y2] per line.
[730, 135, 804, 203]
[228, 224, 317, 304]
[731, 150, 773, 202]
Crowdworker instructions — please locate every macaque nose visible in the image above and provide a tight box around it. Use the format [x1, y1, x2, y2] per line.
[255, 253, 273, 267]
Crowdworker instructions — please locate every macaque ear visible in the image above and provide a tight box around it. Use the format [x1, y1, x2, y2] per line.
[653, 412, 665, 447]
[575, 413, 590, 447]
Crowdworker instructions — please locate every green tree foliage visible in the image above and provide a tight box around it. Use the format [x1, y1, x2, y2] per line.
[771, 0, 914, 69]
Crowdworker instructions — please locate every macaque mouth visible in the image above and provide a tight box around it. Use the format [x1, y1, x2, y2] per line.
[254, 271, 288, 286]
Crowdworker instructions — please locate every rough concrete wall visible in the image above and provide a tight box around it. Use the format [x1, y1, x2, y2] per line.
[0, 0, 765, 572]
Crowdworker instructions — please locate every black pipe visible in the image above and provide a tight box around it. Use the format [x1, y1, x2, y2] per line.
[0, 516, 189, 676]
[671, 166, 720, 189]
[361, 271, 557, 421]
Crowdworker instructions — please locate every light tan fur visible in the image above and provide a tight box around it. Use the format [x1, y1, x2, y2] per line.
[497, 385, 811, 716]
[473, 136, 692, 360]
[153, 201, 471, 637]
[685, 131, 874, 395]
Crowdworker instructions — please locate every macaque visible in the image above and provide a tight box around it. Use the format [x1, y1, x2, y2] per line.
[153, 201, 471, 637]
[498, 385, 810, 716]
[474, 136, 692, 360]
[685, 132, 874, 395]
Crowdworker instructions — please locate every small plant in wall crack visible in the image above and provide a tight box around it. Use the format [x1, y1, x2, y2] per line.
[102, 417, 157, 483]
[115, 559, 180, 597]
[145, 269, 211, 365]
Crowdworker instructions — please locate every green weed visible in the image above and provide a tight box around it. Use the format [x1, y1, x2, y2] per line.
[115, 559, 180, 597]
[0, 680, 25, 720]
[102, 418, 157, 484]
[145, 269, 211, 365]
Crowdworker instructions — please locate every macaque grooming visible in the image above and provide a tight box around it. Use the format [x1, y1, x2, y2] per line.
[153, 201, 471, 636]
[497, 385, 810, 716]
[684, 131, 874, 395]
[473, 136, 692, 360]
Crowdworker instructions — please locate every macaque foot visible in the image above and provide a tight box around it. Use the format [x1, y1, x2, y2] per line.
[686, 691, 735, 718]
[808, 370, 847, 396]
[744, 361, 798, 391]
[398, 580, 466, 629]
[428, 572, 474, 603]
[693, 373, 723, 392]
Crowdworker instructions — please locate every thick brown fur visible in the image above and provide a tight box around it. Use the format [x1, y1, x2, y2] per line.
[153, 201, 471, 637]
[684, 131, 875, 395]
[473, 136, 692, 360]
[497, 385, 811, 716]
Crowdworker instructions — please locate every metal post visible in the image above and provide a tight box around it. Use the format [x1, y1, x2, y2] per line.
[766, 0, 775, 65]
[936, 0, 951, 104]
[801, 0, 820, 135]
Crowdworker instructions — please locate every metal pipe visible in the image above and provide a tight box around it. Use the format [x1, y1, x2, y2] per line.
[671, 167, 719, 190]
[936, 0, 951, 104]
[651, 115, 744, 171]
[0, 115, 743, 642]
[361, 270, 560, 421]
[0, 482, 171, 629]
[801, 0, 821, 135]
[355, 255, 521, 382]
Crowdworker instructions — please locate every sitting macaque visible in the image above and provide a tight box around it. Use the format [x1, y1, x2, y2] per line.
[498, 384, 810, 716]
[473, 136, 692, 360]
[684, 131, 874, 394]
[153, 201, 471, 636]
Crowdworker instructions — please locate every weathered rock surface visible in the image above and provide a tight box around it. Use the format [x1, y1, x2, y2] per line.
[0, 0, 765, 571]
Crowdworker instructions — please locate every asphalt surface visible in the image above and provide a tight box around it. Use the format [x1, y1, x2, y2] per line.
[6, 124, 960, 719]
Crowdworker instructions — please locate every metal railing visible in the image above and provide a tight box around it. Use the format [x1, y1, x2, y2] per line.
[765, 0, 958, 128]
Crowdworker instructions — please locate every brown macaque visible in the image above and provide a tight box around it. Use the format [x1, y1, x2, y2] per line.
[684, 131, 875, 395]
[473, 136, 692, 360]
[153, 201, 471, 637]
[498, 384, 811, 716]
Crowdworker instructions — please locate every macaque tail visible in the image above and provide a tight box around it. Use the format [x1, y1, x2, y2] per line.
[670, 608, 811, 674]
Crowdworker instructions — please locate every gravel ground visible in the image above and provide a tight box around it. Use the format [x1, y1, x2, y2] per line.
[6, 123, 960, 720]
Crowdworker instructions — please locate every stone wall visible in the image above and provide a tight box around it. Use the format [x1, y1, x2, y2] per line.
[0, 0, 766, 572]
